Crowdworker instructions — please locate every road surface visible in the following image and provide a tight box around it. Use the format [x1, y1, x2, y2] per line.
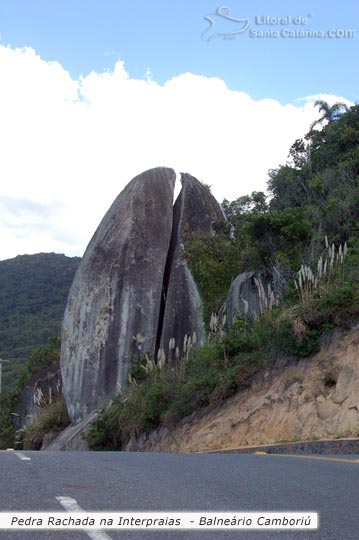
[0, 449, 358, 539]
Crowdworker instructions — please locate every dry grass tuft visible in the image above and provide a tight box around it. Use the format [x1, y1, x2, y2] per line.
[22, 398, 70, 450]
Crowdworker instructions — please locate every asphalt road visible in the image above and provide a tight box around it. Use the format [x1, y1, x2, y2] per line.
[0, 449, 358, 540]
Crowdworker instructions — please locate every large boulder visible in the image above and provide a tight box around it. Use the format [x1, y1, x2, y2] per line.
[159, 173, 226, 360]
[61, 168, 176, 423]
[61, 168, 227, 424]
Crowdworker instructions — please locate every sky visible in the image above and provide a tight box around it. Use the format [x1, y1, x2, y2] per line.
[0, 0, 357, 260]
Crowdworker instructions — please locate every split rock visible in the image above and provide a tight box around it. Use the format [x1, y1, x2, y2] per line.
[159, 173, 226, 360]
[61, 167, 176, 423]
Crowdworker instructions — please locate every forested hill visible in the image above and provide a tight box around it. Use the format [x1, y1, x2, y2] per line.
[0, 253, 80, 390]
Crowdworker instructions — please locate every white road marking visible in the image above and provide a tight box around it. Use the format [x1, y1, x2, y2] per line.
[14, 452, 31, 461]
[56, 496, 113, 540]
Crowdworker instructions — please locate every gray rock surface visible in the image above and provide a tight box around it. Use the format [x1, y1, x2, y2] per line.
[226, 270, 282, 325]
[61, 168, 227, 425]
[12, 363, 62, 430]
[61, 167, 176, 423]
[159, 173, 226, 360]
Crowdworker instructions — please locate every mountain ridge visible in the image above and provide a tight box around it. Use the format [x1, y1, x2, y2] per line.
[0, 252, 80, 390]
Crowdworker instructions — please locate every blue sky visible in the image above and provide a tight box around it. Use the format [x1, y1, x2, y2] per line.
[0, 1, 357, 259]
[1, 0, 358, 103]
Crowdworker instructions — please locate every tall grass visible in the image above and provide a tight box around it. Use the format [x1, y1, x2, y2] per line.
[22, 398, 70, 450]
[294, 238, 348, 302]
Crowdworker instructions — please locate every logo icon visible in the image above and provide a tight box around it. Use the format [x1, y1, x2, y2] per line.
[202, 6, 251, 41]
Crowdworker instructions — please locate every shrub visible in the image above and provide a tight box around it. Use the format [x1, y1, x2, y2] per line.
[87, 341, 271, 451]
[315, 283, 359, 327]
[182, 230, 243, 326]
[0, 390, 19, 449]
[22, 398, 70, 450]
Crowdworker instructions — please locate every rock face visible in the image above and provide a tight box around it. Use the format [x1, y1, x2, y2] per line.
[126, 326, 359, 452]
[61, 168, 225, 424]
[159, 174, 225, 359]
[61, 168, 176, 423]
[226, 270, 282, 324]
[12, 364, 62, 430]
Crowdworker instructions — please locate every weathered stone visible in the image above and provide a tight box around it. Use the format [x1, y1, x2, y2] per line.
[226, 269, 282, 324]
[159, 173, 226, 360]
[12, 363, 63, 430]
[61, 168, 228, 425]
[61, 168, 176, 424]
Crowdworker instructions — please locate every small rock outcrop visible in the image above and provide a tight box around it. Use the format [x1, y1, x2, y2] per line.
[159, 174, 225, 359]
[61, 168, 225, 424]
[12, 364, 62, 430]
[225, 270, 282, 324]
[41, 412, 97, 451]
[61, 168, 176, 423]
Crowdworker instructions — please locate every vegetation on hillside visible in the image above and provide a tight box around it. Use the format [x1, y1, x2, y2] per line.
[0, 253, 80, 391]
[87, 103, 359, 450]
[22, 397, 70, 450]
[0, 337, 64, 449]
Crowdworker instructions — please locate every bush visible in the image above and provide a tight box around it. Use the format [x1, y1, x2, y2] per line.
[317, 283, 359, 323]
[87, 341, 271, 451]
[22, 398, 70, 450]
[17, 337, 60, 388]
[182, 231, 243, 326]
[0, 424, 16, 449]
[0, 337, 62, 448]
[0, 390, 19, 449]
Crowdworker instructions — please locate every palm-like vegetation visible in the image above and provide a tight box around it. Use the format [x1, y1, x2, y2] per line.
[310, 100, 349, 130]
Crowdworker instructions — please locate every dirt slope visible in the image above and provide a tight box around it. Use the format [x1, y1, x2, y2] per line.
[127, 326, 359, 452]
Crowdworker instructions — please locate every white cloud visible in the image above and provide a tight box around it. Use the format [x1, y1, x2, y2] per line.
[0, 44, 353, 260]
[295, 93, 353, 107]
